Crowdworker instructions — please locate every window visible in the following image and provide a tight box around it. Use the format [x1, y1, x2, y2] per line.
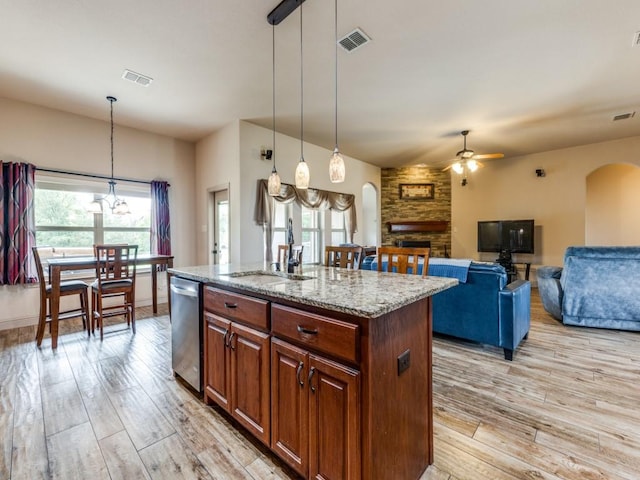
[330, 210, 346, 246]
[269, 201, 346, 265]
[35, 176, 151, 257]
[301, 206, 321, 264]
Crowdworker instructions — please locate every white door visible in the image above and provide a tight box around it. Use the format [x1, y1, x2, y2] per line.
[210, 189, 229, 265]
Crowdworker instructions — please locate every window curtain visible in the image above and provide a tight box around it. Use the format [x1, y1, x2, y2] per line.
[150, 180, 171, 270]
[254, 179, 357, 262]
[0, 161, 36, 284]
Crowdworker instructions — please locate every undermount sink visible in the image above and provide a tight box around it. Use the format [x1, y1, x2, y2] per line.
[220, 270, 313, 282]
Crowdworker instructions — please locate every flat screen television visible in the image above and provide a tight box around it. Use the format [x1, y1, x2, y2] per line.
[478, 219, 534, 254]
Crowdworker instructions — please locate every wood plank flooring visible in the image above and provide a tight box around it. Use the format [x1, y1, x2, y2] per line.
[1, 291, 639, 479]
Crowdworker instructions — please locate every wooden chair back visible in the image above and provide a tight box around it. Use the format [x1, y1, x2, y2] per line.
[324, 245, 364, 270]
[277, 244, 304, 266]
[376, 246, 431, 277]
[94, 244, 138, 283]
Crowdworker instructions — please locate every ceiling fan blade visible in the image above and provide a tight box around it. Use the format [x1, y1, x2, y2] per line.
[442, 164, 453, 171]
[473, 153, 504, 160]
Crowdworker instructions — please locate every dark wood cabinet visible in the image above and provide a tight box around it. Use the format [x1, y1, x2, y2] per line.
[203, 288, 271, 446]
[271, 338, 360, 480]
[203, 283, 434, 480]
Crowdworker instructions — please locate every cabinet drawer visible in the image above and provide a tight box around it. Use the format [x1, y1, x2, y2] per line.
[204, 286, 269, 330]
[271, 304, 359, 364]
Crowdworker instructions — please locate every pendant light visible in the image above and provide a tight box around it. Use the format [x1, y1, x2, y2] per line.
[294, 2, 310, 189]
[87, 96, 130, 215]
[328, 0, 345, 183]
[267, 23, 282, 196]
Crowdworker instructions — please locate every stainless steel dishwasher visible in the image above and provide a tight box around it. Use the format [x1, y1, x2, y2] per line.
[170, 276, 202, 392]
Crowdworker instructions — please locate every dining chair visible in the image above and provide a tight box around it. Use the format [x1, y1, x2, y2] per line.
[276, 244, 304, 268]
[376, 246, 431, 277]
[32, 246, 90, 347]
[91, 244, 138, 340]
[324, 245, 364, 270]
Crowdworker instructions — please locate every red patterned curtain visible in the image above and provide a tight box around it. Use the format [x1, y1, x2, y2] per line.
[0, 162, 36, 284]
[150, 180, 171, 268]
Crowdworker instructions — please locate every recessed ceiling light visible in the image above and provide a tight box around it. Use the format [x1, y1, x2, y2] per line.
[122, 69, 153, 87]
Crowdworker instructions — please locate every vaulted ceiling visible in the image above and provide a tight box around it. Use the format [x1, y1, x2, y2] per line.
[2, 0, 639, 168]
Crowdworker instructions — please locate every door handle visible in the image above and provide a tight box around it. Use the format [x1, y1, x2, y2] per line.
[228, 332, 236, 350]
[222, 328, 229, 348]
[308, 367, 316, 393]
[296, 361, 304, 387]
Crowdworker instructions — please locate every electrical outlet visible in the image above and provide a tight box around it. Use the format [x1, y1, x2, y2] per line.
[397, 349, 410, 375]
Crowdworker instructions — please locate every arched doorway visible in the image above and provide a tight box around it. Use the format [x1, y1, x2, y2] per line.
[586, 163, 640, 245]
[362, 182, 378, 246]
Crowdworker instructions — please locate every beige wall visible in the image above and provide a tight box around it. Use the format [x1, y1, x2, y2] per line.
[0, 97, 196, 329]
[586, 163, 640, 245]
[195, 120, 381, 265]
[451, 135, 640, 269]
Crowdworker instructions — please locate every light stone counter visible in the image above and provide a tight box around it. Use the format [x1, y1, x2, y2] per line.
[169, 263, 457, 318]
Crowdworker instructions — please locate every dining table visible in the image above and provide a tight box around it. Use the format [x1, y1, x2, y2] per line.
[45, 253, 174, 348]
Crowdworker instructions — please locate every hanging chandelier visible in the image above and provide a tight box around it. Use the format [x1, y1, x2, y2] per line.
[87, 96, 130, 215]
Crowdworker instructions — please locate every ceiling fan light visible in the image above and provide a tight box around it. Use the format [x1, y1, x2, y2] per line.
[295, 157, 310, 189]
[467, 159, 479, 172]
[329, 148, 345, 183]
[452, 162, 464, 174]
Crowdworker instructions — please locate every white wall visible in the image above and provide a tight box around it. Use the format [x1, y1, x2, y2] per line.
[0, 97, 196, 329]
[195, 120, 381, 265]
[451, 135, 640, 269]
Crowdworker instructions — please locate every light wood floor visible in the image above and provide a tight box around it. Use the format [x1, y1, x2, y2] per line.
[1, 291, 639, 479]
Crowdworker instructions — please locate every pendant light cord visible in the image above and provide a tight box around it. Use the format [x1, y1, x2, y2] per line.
[272, 23, 276, 170]
[300, 3, 304, 159]
[109, 97, 115, 180]
[334, 0, 338, 149]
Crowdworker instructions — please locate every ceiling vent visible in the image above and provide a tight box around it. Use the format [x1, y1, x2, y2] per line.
[122, 69, 153, 87]
[613, 112, 635, 121]
[633, 31, 640, 47]
[338, 28, 371, 53]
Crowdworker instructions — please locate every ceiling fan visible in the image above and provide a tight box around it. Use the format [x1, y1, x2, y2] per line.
[443, 130, 504, 185]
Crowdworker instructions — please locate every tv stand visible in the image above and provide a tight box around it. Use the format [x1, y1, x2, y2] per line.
[495, 249, 530, 282]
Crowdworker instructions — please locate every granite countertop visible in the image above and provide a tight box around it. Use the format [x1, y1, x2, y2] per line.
[169, 263, 457, 319]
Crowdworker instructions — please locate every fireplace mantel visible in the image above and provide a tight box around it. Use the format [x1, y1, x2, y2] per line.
[386, 221, 448, 233]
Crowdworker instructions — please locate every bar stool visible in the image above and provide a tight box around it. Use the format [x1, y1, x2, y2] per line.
[32, 246, 90, 347]
[91, 244, 138, 341]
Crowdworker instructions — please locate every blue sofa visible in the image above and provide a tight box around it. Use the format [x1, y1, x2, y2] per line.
[362, 257, 531, 360]
[537, 246, 640, 330]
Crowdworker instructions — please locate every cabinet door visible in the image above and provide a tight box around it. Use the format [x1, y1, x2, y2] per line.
[271, 338, 309, 478]
[204, 312, 231, 411]
[308, 354, 360, 480]
[229, 322, 271, 445]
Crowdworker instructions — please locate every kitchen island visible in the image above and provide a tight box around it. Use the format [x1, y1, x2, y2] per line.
[168, 263, 457, 480]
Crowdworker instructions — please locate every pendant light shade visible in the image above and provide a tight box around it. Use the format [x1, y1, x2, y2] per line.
[295, 158, 310, 188]
[328, 0, 345, 183]
[268, 23, 281, 196]
[329, 147, 345, 183]
[295, 2, 310, 190]
[87, 96, 130, 215]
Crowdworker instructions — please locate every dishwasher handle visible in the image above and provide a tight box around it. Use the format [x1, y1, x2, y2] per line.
[170, 284, 199, 298]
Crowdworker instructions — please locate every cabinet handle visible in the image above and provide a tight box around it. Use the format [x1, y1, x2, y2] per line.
[222, 328, 229, 348]
[308, 367, 316, 393]
[229, 332, 236, 350]
[224, 302, 238, 309]
[297, 325, 318, 335]
[296, 361, 304, 387]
